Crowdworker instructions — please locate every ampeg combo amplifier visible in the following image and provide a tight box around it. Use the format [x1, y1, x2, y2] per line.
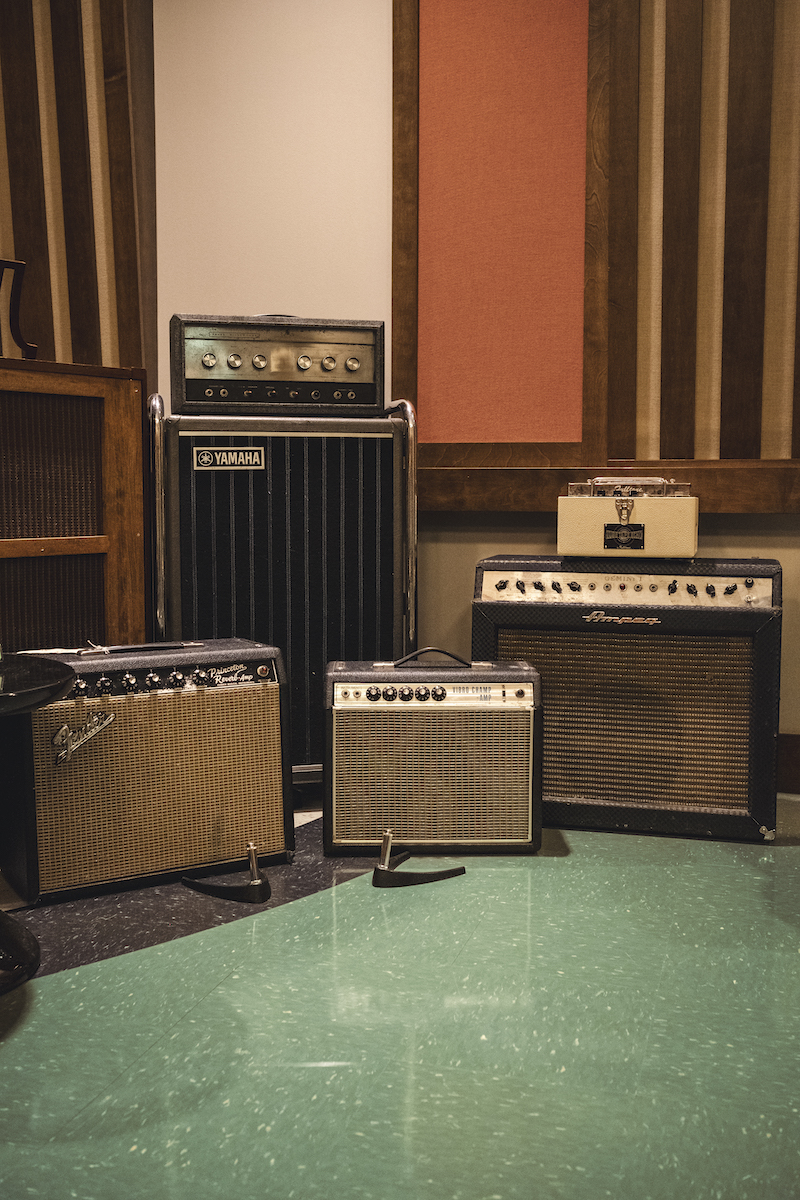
[170, 314, 384, 418]
[323, 655, 542, 856]
[472, 556, 782, 842]
[152, 400, 415, 785]
[0, 639, 294, 900]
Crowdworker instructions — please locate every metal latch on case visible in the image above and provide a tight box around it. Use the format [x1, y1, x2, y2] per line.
[615, 498, 635, 525]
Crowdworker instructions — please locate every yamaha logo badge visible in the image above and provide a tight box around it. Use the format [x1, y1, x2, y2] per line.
[193, 447, 265, 470]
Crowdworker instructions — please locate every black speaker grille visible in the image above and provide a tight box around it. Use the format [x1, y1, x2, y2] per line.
[497, 628, 752, 811]
[176, 431, 399, 767]
[331, 709, 534, 844]
[0, 391, 103, 538]
[0, 555, 105, 651]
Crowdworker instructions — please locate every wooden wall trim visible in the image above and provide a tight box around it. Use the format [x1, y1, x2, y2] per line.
[418, 461, 800, 514]
[392, 0, 418, 409]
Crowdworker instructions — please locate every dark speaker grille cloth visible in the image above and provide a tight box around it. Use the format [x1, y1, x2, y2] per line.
[0, 391, 103, 538]
[0, 555, 105, 651]
[178, 432, 397, 767]
[497, 629, 752, 811]
[30, 683, 285, 893]
[332, 709, 533, 843]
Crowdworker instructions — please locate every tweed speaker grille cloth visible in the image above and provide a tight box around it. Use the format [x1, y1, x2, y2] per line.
[497, 629, 752, 810]
[30, 683, 285, 892]
[332, 708, 533, 843]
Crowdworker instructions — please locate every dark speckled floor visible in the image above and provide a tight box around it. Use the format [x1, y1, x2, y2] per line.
[1, 814, 376, 979]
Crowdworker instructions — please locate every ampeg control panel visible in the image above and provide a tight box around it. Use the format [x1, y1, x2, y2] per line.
[479, 567, 775, 607]
[170, 314, 384, 417]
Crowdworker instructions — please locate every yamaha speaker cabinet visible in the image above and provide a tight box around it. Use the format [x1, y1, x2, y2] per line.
[170, 314, 384, 418]
[472, 556, 782, 842]
[153, 403, 416, 784]
[0, 639, 293, 900]
[324, 657, 542, 856]
[0, 359, 148, 651]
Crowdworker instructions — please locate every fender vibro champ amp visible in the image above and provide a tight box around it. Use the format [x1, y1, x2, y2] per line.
[472, 556, 782, 842]
[170, 313, 384, 418]
[557, 476, 699, 557]
[153, 401, 415, 785]
[323, 652, 542, 856]
[0, 639, 294, 900]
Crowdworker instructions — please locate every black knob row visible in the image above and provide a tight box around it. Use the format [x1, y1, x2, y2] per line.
[365, 685, 446, 702]
[71, 668, 218, 698]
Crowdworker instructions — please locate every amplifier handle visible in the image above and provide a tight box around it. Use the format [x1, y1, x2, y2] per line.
[148, 393, 166, 639]
[388, 398, 417, 652]
[392, 647, 472, 668]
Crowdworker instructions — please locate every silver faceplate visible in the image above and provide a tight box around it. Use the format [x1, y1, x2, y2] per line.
[480, 569, 774, 607]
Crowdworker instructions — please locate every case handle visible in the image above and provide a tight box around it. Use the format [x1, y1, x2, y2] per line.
[392, 647, 472, 668]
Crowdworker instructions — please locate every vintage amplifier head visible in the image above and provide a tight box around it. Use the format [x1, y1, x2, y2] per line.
[170, 313, 385, 417]
[323, 656, 542, 857]
[0, 638, 294, 899]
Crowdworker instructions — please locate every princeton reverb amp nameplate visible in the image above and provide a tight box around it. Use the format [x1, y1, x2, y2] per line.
[472, 556, 782, 842]
[0, 639, 294, 899]
[170, 313, 384, 418]
[324, 659, 542, 855]
[558, 477, 699, 557]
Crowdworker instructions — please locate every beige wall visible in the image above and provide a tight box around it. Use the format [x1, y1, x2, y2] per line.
[418, 513, 800, 735]
[153, 0, 392, 402]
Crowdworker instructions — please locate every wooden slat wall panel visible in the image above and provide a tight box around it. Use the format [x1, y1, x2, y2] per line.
[50, 0, 102, 366]
[0, 0, 154, 383]
[0, 0, 55, 360]
[583, 0, 611, 464]
[720, 0, 775, 458]
[99, 0, 141, 373]
[606, 0, 639, 460]
[660, 0, 702, 459]
[397, 0, 800, 511]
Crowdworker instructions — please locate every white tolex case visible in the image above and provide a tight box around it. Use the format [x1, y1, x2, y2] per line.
[557, 493, 699, 558]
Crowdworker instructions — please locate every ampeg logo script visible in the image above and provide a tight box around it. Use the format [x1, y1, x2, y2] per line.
[193, 447, 265, 470]
[582, 610, 661, 626]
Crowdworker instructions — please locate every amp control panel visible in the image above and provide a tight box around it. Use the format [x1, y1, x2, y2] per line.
[170, 313, 384, 418]
[333, 682, 535, 708]
[475, 556, 782, 609]
[27, 640, 282, 700]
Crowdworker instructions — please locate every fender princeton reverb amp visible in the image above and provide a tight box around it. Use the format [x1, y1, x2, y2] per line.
[472, 556, 782, 842]
[324, 654, 542, 856]
[0, 639, 294, 900]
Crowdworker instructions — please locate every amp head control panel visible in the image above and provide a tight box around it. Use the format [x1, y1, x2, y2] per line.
[170, 314, 384, 418]
[475, 555, 782, 609]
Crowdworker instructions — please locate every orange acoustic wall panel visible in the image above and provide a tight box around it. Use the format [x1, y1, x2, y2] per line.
[417, 0, 588, 443]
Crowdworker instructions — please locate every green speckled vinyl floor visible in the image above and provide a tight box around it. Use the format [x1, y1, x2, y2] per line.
[2, 826, 800, 1200]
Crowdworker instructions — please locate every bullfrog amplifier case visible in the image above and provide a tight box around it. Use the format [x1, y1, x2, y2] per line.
[557, 476, 699, 557]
